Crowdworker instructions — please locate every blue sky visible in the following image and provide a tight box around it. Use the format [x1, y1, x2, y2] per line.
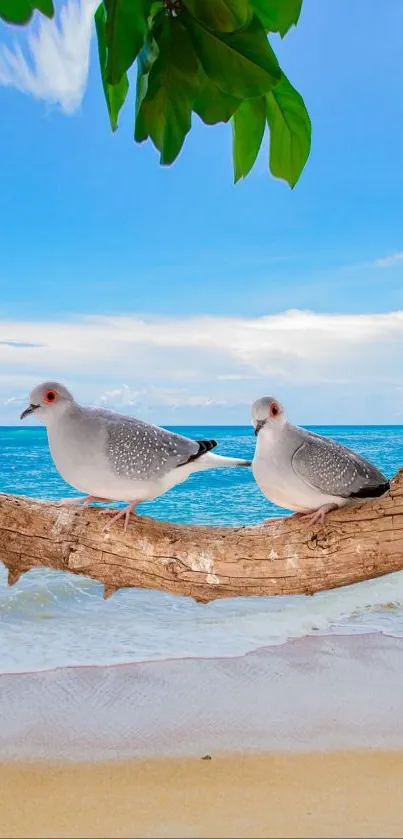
[0, 0, 402, 425]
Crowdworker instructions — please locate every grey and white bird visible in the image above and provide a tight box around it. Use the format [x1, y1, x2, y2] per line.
[251, 396, 389, 526]
[20, 382, 251, 529]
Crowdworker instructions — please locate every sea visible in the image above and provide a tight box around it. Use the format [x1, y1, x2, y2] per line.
[1, 424, 403, 675]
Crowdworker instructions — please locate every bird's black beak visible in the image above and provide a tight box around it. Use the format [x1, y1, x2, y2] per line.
[20, 403, 39, 420]
[254, 419, 265, 436]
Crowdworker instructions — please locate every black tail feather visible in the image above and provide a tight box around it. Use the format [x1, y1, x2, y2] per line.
[350, 480, 390, 500]
[184, 439, 217, 465]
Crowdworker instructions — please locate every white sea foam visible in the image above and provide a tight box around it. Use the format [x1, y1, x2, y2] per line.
[1, 565, 403, 673]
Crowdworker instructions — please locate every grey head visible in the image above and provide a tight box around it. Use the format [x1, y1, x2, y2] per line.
[251, 396, 287, 436]
[20, 381, 75, 423]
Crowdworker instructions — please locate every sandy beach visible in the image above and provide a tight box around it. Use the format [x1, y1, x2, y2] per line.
[1, 633, 403, 837]
[2, 750, 403, 838]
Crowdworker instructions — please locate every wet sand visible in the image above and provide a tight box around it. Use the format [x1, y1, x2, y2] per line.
[2, 633, 403, 837]
[1, 633, 403, 760]
[2, 750, 403, 838]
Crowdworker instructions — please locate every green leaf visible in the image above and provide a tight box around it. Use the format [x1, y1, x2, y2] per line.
[0, 0, 54, 24]
[34, 0, 54, 16]
[95, 3, 129, 132]
[266, 73, 311, 187]
[183, 0, 249, 33]
[147, 0, 164, 24]
[232, 96, 266, 182]
[134, 34, 159, 143]
[104, 0, 151, 84]
[194, 70, 240, 125]
[0, 1, 31, 23]
[250, 0, 303, 36]
[135, 16, 199, 165]
[183, 12, 281, 99]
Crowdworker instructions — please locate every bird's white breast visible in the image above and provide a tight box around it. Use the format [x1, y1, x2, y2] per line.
[252, 427, 341, 513]
[45, 407, 195, 502]
[47, 410, 115, 496]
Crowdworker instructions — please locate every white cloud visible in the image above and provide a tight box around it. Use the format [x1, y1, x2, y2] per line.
[3, 394, 24, 406]
[1, 308, 403, 423]
[217, 374, 259, 381]
[375, 252, 403, 268]
[99, 384, 226, 411]
[0, 0, 97, 113]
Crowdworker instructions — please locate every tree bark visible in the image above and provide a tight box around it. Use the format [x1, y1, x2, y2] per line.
[0, 470, 402, 603]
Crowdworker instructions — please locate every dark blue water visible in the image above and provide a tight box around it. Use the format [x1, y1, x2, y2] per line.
[0, 425, 402, 673]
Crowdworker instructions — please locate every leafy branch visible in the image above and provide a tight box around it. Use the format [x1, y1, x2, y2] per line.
[0, 0, 311, 185]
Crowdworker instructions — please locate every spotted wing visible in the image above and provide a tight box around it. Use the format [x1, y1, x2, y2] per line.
[98, 409, 204, 482]
[291, 431, 388, 499]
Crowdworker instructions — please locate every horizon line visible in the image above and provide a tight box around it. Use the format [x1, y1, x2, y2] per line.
[1, 423, 403, 429]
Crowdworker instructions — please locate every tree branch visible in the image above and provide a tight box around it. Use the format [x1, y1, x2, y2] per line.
[1, 469, 402, 603]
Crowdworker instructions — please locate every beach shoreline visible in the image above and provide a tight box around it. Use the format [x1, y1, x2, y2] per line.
[0, 632, 403, 761]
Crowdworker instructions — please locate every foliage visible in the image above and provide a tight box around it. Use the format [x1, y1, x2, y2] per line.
[0, 0, 311, 185]
[0, 0, 54, 25]
[97, 0, 311, 185]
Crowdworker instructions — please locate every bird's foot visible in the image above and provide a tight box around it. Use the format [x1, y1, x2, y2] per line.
[297, 504, 338, 528]
[102, 501, 139, 533]
[59, 495, 108, 507]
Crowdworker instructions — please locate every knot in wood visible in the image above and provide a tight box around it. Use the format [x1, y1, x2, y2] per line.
[307, 527, 340, 552]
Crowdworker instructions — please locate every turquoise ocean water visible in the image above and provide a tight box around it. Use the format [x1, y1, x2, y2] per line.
[1, 425, 403, 674]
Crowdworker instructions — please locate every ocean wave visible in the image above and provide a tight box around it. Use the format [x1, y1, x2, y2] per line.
[1, 564, 403, 674]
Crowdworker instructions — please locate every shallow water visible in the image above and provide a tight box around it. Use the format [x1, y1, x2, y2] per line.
[0, 424, 402, 673]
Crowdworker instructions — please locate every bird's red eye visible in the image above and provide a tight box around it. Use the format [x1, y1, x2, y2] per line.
[44, 390, 58, 404]
[270, 403, 279, 418]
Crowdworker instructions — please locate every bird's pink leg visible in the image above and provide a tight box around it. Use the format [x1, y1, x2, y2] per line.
[59, 495, 109, 506]
[102, 501, 139, 533]
[296, 503, 339, 528]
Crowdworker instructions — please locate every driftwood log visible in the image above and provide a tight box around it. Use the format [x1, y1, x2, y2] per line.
[1, 470, 403, 603]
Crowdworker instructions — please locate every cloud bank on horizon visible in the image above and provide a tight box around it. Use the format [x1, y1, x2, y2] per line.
[1, 308, 403, 426]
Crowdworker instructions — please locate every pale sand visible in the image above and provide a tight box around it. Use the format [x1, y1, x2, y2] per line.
[1, 750, 403, 838]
